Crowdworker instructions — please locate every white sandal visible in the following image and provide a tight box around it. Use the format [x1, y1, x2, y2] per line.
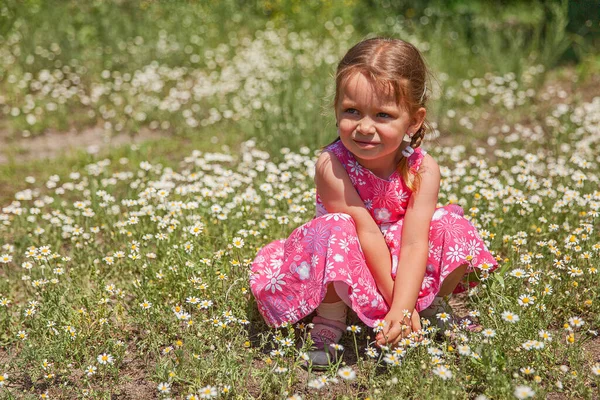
[306, 316, 346, 368]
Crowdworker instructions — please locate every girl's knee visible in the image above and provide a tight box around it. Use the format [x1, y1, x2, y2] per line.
[331, 212, 353, 220]
[325, 213, 357, 230]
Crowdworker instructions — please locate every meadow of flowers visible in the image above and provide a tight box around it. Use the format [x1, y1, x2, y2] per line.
[0, 0, 577, 153]
[1, 1, 599, 399]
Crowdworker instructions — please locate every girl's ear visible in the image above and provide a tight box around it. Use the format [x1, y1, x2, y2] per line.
[410, 107, 427, 134]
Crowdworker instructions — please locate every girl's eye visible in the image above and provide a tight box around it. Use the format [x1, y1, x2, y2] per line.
[377, 112, 392, 118]
[345, 108, 358, 114]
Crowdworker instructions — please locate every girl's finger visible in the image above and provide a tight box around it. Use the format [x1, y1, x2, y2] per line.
[381, 321, 391, 335]
[412, 311, 421, 332]
[392, 324, 413, 345]
[381, 323, 403, 345]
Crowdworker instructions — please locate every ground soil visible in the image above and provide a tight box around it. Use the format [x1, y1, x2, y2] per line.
[0, 126, 163, 165]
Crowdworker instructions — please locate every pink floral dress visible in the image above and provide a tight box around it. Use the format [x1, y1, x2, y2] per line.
[250, 140, 498, 328]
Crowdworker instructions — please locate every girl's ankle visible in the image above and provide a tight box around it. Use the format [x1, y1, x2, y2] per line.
[315, 300, 347, 324]
[420, 295, 451, 318]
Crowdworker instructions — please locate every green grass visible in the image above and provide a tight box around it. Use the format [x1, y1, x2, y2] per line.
[1, 1, 599, 399]
[0, 0, 576, 153]
[1, 104, 599, 397]
[0, 123, 247, 206]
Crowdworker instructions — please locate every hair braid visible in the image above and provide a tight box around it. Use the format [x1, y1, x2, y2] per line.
[408, 128, 425, 152]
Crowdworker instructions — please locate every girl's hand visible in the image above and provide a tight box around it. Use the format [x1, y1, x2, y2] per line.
[375, 308, 421, 347]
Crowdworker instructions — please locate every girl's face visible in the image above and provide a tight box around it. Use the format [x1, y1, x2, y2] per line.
[336, 71, 425, 178]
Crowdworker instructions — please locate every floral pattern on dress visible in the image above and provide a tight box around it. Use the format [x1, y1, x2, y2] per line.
[250, 140, 499, 328]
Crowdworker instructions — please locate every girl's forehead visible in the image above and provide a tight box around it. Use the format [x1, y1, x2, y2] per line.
[339, 71, 398, 105]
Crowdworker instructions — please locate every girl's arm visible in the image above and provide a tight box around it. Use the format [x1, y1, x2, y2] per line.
[376, 154, 441, 346]
[315, 151, 395, 306]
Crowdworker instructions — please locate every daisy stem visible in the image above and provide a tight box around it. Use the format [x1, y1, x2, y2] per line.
[353, 333, 360, 365]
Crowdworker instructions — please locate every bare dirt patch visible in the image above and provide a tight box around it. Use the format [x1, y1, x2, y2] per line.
[583, 336, 600, 398]
[584, 336, 600, 364]
[111, 355, 156, 400]
[542, 64, 600, 106]
[0, 126, 164, 165]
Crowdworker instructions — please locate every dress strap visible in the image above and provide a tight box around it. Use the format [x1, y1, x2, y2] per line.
[407, 147, 427, 174]
[322, 140, 351, 168]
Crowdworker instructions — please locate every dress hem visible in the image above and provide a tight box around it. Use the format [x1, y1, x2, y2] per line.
[262, 256, 499, 329]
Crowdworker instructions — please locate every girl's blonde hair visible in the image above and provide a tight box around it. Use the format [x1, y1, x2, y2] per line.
[333, 37, 432, 193]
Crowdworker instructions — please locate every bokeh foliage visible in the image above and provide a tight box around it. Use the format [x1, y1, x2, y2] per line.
[0, 0, 595, 153]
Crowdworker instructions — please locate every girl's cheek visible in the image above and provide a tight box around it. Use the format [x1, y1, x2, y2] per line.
[339, 121, 355, 132]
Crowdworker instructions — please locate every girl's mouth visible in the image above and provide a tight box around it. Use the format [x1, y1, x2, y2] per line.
[354, 140, 379, 148]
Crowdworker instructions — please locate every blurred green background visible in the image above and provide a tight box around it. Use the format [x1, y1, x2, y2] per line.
[0, 0, 598, 155]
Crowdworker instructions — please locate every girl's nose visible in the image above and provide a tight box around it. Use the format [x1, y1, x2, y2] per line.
[357, 117, 376, 135]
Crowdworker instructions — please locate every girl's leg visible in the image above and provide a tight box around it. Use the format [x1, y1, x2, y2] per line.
[322, 282, 342, 303]
[316, 283, 346, 322]
[427, 263, 482, 332]
[420, 263, 468, 325]
[437, 263, 468, 297]
[309, 283, 347, 366]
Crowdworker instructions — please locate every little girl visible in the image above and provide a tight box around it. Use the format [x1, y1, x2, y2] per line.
[250, 37, 498, 365]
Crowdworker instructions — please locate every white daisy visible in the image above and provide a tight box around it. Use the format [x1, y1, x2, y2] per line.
[501, 311, 519, 323]
[337, 366, 356, 380]
[514, 385, 535, 399]
[432, 365, 453, 380]
[97, 353, 114, 365]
